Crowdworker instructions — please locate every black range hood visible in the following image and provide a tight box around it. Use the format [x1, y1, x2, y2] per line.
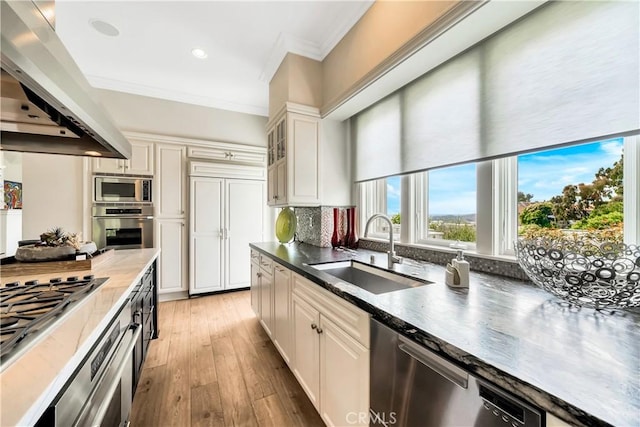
[0, 0, 131, 159]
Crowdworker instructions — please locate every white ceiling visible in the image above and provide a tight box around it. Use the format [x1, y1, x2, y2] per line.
[54, 1, 373, 117]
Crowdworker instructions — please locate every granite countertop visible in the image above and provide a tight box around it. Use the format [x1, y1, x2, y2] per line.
[250, 242, 640, 427]
[0, 248, 160, 427]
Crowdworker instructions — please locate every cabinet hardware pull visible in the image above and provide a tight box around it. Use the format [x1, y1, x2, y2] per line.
[316, 328, 323, 334]
[257, 272, 262, 278]
[311, 323, 317, 330]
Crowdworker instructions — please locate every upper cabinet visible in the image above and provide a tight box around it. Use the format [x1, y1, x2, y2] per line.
[267, 104, 321, 207]
[92, 140, 154, 175]
[156, 144, 187, 218]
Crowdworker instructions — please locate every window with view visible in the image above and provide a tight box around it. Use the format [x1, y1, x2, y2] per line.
[416, 163, 477, 245]
[517, 139, 624, 236]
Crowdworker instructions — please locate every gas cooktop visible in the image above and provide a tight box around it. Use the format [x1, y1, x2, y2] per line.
[0, 275, 109, 369]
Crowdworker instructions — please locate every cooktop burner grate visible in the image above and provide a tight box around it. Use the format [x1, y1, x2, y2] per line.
[0, 276, 109, 367]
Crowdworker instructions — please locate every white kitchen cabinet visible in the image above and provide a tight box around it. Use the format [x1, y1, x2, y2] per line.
[190, 177, 224, 293]
[0, 210, 22, 259]
[266, 104, 321, 207]
[273, 263, 292, 365]
[292, 272, 370, 427]
[259, 256, 274, 337]
[188, 144, 266, 165]
[155, 144, 187, 218]
[156, 218, 187, 294]
[292, 293, 321, 409]
[92, 140, 154, 175]
[250, 251, 261, 317]
[189, 162, 265, 295]
[319, 315, 369, 427]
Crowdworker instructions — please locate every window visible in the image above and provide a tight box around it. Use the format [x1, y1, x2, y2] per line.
[358, 137, 638, 257]
[416, 164, 477, 247]
[358, 176, 402, 239]
[517, 139, 624, 234]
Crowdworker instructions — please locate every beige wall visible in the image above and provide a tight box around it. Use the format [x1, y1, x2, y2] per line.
[269, 53, 322, 119]
[96, 89, 268, 147]
[322, 1, 457, 111]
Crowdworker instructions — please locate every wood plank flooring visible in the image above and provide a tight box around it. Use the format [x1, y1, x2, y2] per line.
[130, 290, 324, 427]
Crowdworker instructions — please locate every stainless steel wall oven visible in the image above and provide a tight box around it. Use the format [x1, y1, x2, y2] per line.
[92, 206, 154, 250]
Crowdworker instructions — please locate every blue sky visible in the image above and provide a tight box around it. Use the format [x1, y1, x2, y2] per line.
[385, 138, 624, 216]
[518, 138, 623, 202]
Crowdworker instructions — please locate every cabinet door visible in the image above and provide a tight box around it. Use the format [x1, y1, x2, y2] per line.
[260, 269, 274, 337]
[93, 158, 124, 174]
[250, 261, 261, 317]
[189, 177, 224, 294]
[156, 219, 187, 293]
[273, 264, 292, 365]
[225, 180, 264, 290]
[126, 141, 154, 175]
[292, 294, 320, 410]
[275, 161, 287, 205]
[287, 113, 320, 205]
[156, 144, 186, 218]
[320, 314, 369, 427]
[267, 166, 277, 205]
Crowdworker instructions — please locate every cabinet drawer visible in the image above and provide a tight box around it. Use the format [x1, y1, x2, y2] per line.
[293, 273, 370, 348]
[251, 249, 260, 263]
[259, 254, 274, 272]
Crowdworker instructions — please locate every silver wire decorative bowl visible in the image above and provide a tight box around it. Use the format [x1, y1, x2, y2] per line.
[515, 237, 640, 309]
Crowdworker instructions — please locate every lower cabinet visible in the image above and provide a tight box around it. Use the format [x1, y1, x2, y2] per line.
[251, 249, 370, 427]
[156, 219, 187, 295]
[273, 263, 293, 365]
[259, 258, 274, 337]
[319, 314, 369, 427]
[250, 253, 260, 317]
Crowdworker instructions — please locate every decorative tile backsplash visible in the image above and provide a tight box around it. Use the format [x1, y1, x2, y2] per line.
[294, 206, 351, 248]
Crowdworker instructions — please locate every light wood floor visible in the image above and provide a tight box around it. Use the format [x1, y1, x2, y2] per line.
[130, 290, 324, 427]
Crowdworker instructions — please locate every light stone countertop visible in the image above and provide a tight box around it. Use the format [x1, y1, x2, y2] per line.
[0, 248, 160, 427]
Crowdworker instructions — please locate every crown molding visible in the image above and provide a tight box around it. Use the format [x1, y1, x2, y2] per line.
[318, 0, 373, 58]
[86, 75, 268, 117]
[259, 1, 373, 85]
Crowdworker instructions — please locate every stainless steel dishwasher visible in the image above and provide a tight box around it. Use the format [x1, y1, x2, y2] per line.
[370, 319, 543, 427]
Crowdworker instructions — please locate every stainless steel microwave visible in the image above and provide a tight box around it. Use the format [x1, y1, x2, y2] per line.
[94, 176, 152, 204]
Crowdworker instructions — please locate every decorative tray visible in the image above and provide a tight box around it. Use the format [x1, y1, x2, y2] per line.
[0, 249, 115, 276]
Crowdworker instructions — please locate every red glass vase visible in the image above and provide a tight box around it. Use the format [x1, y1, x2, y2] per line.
[331, 208, 341, 248]
[346, 207, 358, 249]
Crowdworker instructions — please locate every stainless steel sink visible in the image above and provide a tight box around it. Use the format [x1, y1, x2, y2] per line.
[310, 260, 431, 294]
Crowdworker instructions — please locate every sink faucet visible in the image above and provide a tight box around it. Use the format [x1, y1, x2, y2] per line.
[363, 213, 402, 269]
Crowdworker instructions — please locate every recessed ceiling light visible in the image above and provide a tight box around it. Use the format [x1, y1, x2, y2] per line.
[89, 19, 120, 37]
[191, 48, 208, 59]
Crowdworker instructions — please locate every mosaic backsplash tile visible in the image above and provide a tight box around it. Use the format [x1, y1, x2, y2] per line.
[294, 206, 352, 248]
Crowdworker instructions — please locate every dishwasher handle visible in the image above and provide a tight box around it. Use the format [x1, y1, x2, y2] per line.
[398, 335, 468, 389]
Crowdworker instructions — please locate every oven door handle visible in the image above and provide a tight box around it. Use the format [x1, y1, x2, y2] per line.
[75, 323, 142, 426]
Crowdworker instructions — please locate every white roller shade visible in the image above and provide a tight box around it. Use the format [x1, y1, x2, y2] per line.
[353, 94, 401, 182]
[352, 1, 640, 182]
[483, 1, 640, 157]
[402, 49, 482, 173]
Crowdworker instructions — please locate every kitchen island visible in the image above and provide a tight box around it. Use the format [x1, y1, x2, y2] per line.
[0, 248, 159, 427]
[250, 242, 640, 427]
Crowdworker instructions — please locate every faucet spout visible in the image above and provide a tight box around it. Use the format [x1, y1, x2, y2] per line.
[363, 213, 402, 269]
